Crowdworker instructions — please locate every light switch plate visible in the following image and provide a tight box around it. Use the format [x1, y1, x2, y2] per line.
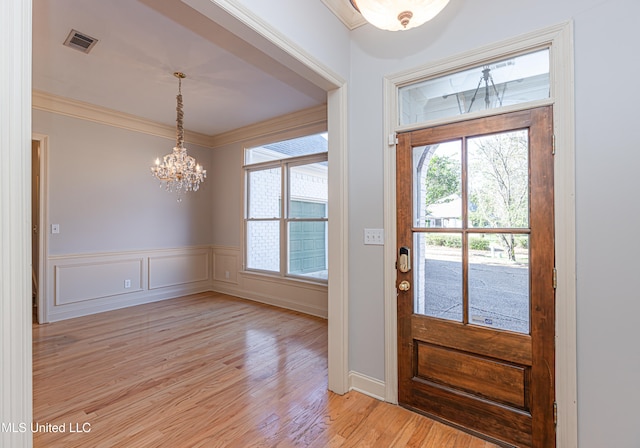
[364, 228, 384, 245]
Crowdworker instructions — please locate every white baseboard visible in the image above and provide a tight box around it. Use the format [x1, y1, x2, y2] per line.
[45, 283, 211, 322]
[349, 371, 386, 401]
[211, 280, 327, 318]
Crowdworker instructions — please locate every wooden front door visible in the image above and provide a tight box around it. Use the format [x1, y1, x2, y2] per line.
[396, 107, 555, 447]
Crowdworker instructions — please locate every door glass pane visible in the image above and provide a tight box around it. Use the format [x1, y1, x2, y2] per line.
[414, 232, 462, 322]
[469, 233, 530, 333]
[399, 49, 549, 126]
[468, 130, 529, 229]
[288, 221, 327, 280]
[246, 221, 279, 272]
[414, 141, 462, 228]
[289, 162, 328, 218]
[248, 167, 281, 219]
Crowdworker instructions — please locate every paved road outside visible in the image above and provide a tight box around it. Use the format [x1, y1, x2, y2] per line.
[417, 254, 529, 334]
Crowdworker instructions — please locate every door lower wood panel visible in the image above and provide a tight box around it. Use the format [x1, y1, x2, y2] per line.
[416, 342, 529, 409]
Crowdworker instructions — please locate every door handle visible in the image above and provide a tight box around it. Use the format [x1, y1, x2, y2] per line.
[398, 280, 410, 291]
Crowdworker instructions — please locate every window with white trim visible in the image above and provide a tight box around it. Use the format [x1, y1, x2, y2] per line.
[244, 133, 328, 281]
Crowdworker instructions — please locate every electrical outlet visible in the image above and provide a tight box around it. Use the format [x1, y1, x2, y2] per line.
[364, 228, 384, 245]
[124, 279, 131, 288]
[225, 271, 230, 279]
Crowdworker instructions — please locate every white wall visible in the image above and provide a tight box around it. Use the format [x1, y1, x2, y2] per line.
[33, 110, 213, 255]
[229, 0, 351, 81]
[32, 109, 215, 321]
[211, 144, 244, 247]
[347, 0, 640, 446]
[573, 1, 640, 446]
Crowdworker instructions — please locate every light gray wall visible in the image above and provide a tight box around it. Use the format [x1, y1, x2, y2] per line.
[346, 0, 640, 446]
[33, 110, 213, 255]
[573, 1, 640, 446]
[210, 143, 243, 247]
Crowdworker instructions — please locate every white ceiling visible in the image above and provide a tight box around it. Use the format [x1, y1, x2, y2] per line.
[32, 0, 359, 137]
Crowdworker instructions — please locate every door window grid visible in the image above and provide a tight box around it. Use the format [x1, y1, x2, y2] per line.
[412, 129, 531, 334]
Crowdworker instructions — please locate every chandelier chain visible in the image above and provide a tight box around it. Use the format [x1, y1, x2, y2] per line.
[150, 72, 207, 201]
[176, 88, 184, 148]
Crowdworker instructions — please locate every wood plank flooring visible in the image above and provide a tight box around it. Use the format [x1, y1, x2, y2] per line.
[33, 292, 499, 447]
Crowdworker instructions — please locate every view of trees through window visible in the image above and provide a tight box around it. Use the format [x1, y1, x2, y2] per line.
[468, 131, 529, 261]
[418, 131, 528, 238]
[414, 130, 531, 333]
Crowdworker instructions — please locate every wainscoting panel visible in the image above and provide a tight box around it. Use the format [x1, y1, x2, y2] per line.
[148, 249, 210, 290]
[45, 247, 212, 322]
[213, 247, 240, 284]
[45, 245, 327, 322]
[55, 258, 143, 305]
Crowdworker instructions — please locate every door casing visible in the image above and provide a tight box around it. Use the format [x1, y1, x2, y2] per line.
[382, 22, 577, 447]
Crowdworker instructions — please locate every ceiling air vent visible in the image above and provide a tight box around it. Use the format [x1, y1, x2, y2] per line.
[63, 29, 98, 54]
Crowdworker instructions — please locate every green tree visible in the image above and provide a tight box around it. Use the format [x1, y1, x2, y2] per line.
[424, 154, 461, 214]
[468, 131, 528, 261]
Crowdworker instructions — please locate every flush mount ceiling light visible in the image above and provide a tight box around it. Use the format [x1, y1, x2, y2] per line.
[349, 0, 449, 31]
[151, 72, 206, 201]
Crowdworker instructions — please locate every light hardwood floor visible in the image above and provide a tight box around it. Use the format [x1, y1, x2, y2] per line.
[33, 292, 498, 447]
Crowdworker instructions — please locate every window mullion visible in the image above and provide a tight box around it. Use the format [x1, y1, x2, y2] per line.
[462, 136, 469, 325]
[281, 160, 288, 277]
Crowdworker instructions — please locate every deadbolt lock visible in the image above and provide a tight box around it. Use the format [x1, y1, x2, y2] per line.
[398, 280, 411, 291]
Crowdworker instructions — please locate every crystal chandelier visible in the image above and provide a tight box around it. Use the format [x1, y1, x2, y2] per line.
[349, 0, 449, 31]
[151, 72, 206, 201]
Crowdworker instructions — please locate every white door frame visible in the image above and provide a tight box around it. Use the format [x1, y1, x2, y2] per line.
[1, 0, 33, 446]
[32, 134, 49, 324]
[382, 22, 577, 447]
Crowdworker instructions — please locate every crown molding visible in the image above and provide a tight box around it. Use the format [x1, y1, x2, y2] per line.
[32, 90, 327, 150]
[32, 90, 214, 148]
[321, 0, 367, 30]
[209, 103, 327, 148]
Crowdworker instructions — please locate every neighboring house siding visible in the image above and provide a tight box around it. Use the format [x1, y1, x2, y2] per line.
[247, 165, 328, 273]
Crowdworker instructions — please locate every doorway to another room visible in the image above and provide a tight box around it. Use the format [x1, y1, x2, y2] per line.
[31, 139, 41, 324]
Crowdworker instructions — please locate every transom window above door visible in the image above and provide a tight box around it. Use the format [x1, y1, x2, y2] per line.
[244, 133, 328, 282]
[398, 48, 550, 126]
